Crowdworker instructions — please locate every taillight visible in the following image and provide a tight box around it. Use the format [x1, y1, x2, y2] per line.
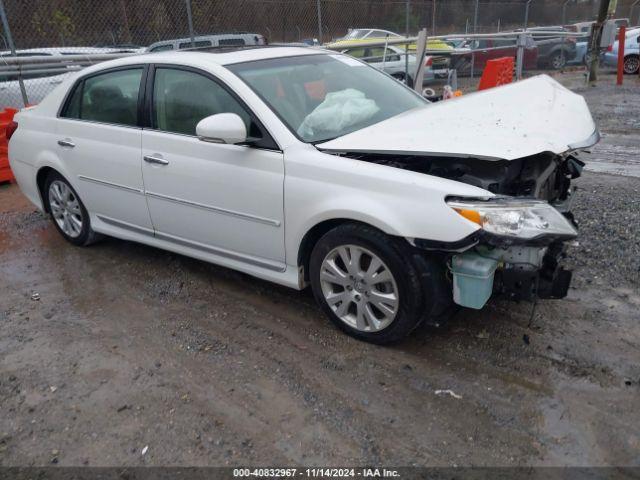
[424, 56, 433, 67]
[5, 120, 18, 141]
[606, 44, 613, 52]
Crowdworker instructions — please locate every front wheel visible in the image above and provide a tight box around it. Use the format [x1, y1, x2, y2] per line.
[309, 223, 452, 344]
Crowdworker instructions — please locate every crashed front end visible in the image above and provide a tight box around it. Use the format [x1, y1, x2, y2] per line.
[415, 146, 592, 309]
[339, 141, 596, 309]
[317, 74, 599, 310]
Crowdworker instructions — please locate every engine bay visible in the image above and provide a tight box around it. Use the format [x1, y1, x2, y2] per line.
[334, 150, 585, 202]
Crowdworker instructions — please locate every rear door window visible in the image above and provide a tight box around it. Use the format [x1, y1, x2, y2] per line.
[62, 68, 143, 127]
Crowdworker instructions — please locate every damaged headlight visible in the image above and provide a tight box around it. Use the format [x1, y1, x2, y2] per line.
[447, 197, 577, 240]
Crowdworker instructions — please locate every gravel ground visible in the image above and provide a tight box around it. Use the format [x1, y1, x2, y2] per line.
[1, 71, 639, 468]
[565, 174, 640, 288]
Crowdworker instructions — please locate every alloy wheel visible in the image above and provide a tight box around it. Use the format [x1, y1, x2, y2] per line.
[624, 56, 639, 74]
[48, 180, 83, 238]
[319, 245, 399, 332]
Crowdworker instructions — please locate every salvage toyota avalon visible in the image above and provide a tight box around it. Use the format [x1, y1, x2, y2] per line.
[8, 46, 598, 344]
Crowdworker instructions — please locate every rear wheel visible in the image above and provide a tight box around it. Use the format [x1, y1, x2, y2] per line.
[309, 223, 452, 344]
[623, 55, 639, 74]
[44, 171, 100, 246]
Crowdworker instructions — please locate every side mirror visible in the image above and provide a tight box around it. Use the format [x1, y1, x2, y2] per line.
[196, 113, 247, 145]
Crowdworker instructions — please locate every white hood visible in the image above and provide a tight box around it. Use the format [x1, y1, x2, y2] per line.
[317, 75, 598, 161]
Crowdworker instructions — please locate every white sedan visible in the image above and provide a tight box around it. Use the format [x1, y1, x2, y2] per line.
[8, 47, 598, 343]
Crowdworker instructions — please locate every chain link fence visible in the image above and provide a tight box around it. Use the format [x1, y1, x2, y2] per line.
[0, 0, 636, 107]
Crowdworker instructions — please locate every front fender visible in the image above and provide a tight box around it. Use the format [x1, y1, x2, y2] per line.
[284, 147, 487, 267]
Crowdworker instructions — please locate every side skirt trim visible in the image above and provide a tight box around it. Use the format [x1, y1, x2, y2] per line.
[96, 215, 285, 272]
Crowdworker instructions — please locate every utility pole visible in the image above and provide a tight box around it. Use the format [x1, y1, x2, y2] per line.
[431, 0, 436, 36]
[631, 0, 640, 25]
[524, 0, 532, 30]
[405, 0, 410, 85]
[405, 0, 410, 37]
[470, 0, 479, 79]
[561, 0, 571, 26]
[185, 0, 195, 47]
[317, 0, 323, 43]
[588, 0, 616, 82]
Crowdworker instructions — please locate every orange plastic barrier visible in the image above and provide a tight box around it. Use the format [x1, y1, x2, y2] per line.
[478, 57, 514, 91]
[0, 107, 17, 184]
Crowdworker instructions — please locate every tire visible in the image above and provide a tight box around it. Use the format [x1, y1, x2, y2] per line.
[309, 223, 452, 344]
[549, 51, 567, 70]
[623, 55, 639, 75]
[44, 171, 101, 246]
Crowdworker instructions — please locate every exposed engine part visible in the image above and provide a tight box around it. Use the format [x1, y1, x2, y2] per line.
[449, 242, 571, 308]
[335, 151, 585, 202]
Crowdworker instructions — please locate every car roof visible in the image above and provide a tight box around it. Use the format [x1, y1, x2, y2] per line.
[86, 46, 327, 71]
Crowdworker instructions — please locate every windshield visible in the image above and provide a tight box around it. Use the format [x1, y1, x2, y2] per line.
[228, 54, 427, 143]
[343, 29, 369, 40]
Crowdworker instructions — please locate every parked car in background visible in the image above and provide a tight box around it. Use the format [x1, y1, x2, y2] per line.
[451, 36, 538, 74]
[337, 28, 403, 41]
[9, 46, 598, 344]
[602, 27, 640, 74]
[328, 29, 451, 72]
[565, 18, 629, 38]
[520, 26, 577, 69]
[339, 44, 439, 86]
[568, 40, 591, 65]
[0, 47, 140, 107]
[146, 33, 267, 52]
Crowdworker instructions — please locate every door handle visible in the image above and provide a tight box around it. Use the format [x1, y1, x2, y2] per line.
[57, 139, 75, 148]
[143, 155, 169, 166]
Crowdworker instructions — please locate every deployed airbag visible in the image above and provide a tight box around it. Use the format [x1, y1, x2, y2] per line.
[298, 88, 379, 139]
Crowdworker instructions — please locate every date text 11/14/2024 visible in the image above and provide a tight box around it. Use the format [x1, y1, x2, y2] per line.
[233, 468, 401, 477]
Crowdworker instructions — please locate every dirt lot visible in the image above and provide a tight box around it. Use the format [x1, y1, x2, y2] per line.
[1, 72, 639, 468]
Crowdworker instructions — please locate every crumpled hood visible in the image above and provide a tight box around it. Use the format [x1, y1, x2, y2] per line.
[317, 75, 598, 161]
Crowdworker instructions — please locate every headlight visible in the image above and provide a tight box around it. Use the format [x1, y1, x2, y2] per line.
[447, 197, 577, 240]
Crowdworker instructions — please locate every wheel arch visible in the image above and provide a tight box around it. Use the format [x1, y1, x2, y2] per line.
[297, 218, 393, 284]
[36, 166, 59, 213]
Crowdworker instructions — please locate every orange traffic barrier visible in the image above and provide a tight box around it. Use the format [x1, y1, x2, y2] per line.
[478, 57, 514, 91]
[0, 107, 18, 184]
